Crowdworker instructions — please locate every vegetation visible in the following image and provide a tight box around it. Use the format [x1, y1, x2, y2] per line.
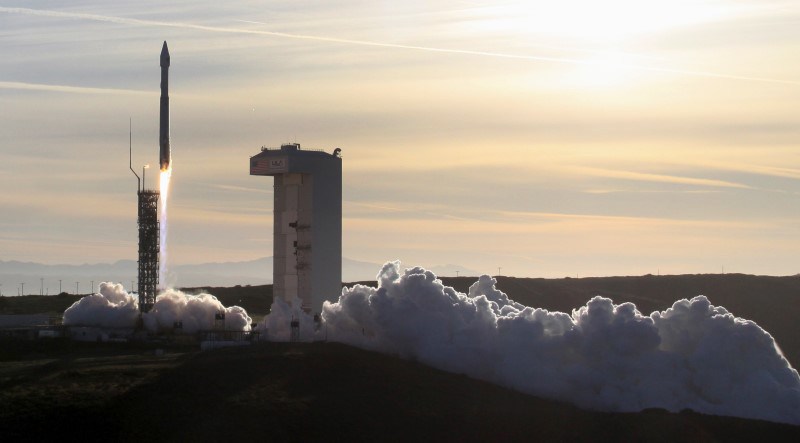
[0, 293, 81, 315]
[1, 341, 798, 441]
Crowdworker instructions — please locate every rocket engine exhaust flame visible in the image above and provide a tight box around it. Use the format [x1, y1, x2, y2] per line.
[159, 166, 171, 289]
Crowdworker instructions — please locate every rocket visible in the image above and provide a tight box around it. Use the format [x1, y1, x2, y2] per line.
[159, 41, 171, 171]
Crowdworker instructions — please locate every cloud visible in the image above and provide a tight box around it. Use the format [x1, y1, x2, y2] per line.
[143, 288, 252, 334]
[0, 80, 150, 95]
[569, 166, 752, 189]
[63, 282, 139, 328]
[2, 6, 798, 86]
[63, 283, 252, 333]
[309, 262, 800, 424]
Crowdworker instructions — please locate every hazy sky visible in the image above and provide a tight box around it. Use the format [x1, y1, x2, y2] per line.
[1, 0, 799, 279]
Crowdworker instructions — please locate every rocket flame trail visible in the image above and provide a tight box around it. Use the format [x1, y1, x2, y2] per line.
[159, 166, 171, 289]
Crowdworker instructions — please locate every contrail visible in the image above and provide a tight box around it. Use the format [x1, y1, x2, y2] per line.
[2, 6, 799, 86]
[0, 80, 151, 95]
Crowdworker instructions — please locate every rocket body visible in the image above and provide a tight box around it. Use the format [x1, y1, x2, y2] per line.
[159, 41, 171, 171]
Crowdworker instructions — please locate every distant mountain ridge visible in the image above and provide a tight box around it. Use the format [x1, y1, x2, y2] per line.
[0, 260, 136, 275]
[0, 258, 479, 294]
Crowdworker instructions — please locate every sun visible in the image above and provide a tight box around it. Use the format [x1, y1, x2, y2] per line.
[488, 0, 734, 41]
[567, 52, 641, 89]
[466, 0, 742, 89]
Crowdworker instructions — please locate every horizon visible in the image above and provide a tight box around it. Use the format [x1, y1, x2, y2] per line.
[1, 1, 799, 279]
[3, 255, 798, 299]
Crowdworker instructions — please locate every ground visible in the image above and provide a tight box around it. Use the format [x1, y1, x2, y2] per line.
[1, 340, 798, 442]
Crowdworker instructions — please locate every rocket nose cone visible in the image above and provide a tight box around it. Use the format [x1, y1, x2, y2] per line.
[160, 41, 170, 67]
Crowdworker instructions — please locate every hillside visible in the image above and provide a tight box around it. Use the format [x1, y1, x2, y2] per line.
[1, 341, 798, 441]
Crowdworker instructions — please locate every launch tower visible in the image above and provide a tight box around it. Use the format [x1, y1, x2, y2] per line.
[129, 143, 159, 313]
[137, 188, 159, 312]
[250, 143, 342, 314]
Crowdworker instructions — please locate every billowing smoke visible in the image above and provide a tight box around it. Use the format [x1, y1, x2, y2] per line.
[63, 283, 251, 333]
[143, 288, 252, 334]
[309, 261, 800, 425]
[255, 295, 315, 341]
[63, 282, 140, 328]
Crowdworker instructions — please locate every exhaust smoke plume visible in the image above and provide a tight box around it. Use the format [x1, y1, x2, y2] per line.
[302, 261, 799, 425]
[255, 295, 316, 341]
[63, 282, 251, 333]
[62, 282, 139, 328]
[143, 287, 252, 334]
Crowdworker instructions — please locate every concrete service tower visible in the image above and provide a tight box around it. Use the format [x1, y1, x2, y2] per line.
[250, 144, 342, 314]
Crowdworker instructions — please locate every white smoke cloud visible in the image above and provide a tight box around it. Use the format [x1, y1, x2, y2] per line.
[63, 282, 140, 328]
[255, 295, 315, 342]
[62, 283, 251, 333]
[317, 261, 800, 425]
[143, 288, 252, 334]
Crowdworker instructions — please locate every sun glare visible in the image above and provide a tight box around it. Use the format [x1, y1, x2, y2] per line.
[491, 0, 734, 40]
[567, 52, 640, 89]
[461, 0, 744, 90]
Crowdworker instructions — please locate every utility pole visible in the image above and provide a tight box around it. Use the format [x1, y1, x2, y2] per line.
[59, 279, 62, 294]
[497, 267, 501, 277]
[91, 280, 94, 293]
[40, 277, 44, 295]
[456, 270, 459, 277]
[20, 283, 24, 296]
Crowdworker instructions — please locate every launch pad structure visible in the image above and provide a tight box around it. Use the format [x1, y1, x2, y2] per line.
[130, 149, 159, 314]
[137, 188, 159, 313]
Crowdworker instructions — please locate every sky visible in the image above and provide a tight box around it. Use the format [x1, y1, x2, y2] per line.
[1, 0, 799, 279]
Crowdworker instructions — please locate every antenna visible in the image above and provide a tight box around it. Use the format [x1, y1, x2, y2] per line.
[129, 118, 140, 192]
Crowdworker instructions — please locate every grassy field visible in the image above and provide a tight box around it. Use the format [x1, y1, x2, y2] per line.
[0, 340, 192, 439]
[0, 340, 798, 441]
[0, 293, 82, 315]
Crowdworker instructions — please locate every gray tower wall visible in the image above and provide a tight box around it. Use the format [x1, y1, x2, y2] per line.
[251, 144, 342, 314]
